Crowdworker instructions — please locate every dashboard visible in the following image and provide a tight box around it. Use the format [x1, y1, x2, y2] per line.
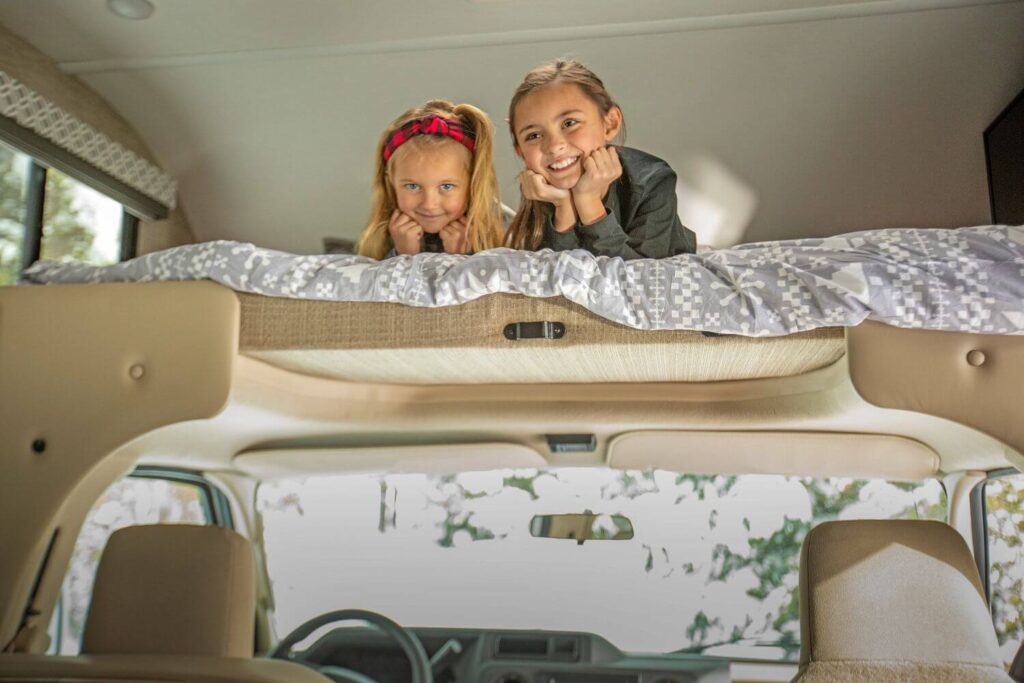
[298, 627, 734, 683]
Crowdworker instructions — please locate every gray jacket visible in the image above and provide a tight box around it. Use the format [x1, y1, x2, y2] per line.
[542, 146, 697, 259]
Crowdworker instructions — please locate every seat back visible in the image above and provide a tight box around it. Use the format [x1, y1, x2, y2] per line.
[0, 524, 328, 682]
[792, 519, 1011, 683]
[82, 524, 256, 657]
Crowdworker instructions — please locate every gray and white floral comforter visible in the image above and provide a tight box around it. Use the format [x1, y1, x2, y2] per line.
[24, 225, 1024, 337]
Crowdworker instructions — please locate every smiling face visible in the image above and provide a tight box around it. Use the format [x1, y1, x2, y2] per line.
[513, 81, 622, 191]
[389, 139, 471, 233]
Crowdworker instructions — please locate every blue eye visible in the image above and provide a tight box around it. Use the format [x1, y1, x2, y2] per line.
[403, 183, 420, 191]
[440, 183, 456, 192]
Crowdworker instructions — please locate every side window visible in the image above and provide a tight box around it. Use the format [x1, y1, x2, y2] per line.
[1, 142, 136, 285]
[986, 472, 1024, 666]
[0, 140, 32, 284]
[41, 168, 123, 266]
[48, 473, 218, 655]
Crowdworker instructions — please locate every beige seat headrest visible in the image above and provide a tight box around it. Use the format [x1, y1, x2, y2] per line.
[81, 524, 256, 658]
[797, 519, 1005, 679]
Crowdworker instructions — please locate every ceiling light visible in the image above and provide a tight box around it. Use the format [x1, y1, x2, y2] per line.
[106, 0, 155, 20]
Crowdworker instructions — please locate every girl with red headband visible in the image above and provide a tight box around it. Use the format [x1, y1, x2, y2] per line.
[505, 60, 697, 259]
[357, 100, 505, 259]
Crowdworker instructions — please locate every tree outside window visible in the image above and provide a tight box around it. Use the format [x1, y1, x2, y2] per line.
[987, 474, 1024, 665]
[0, 142, 29, 285]
[0, 142, 122, 285]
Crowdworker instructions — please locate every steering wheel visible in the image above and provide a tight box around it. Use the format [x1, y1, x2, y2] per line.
[268, 608, 433, 683]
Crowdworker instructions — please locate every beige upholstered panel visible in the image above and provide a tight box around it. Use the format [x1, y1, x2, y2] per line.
[0, 282, 238, 651]
[235, 442, 548, 479]
[240, 293, 844, 384]
[849, 321, 1024, 457]
[82, 525, 255, 657]
[0, 654, 330, 682]
[793, 520, 1009, 683]
[608, 431, 940, 480]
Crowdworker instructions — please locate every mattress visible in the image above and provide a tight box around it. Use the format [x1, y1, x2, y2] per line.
[238, 293, 845, 384]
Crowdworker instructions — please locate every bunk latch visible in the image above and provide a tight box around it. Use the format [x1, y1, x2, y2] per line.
[503, 321, 566, 341]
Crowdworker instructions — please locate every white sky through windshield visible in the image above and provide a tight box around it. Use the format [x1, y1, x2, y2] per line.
[258, 469, 945, 658]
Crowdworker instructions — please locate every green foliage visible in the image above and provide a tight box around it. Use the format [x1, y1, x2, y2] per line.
[436, 513, 496, 548]
[675, 474, 738, 502]
[0, 145, 96, 285]
[503, 473, 543, 500]
[0, 146, 27, 285]
[686, 610, 717, 643]
[987, 476, 1024, 651]
[41, 170, 95, 262]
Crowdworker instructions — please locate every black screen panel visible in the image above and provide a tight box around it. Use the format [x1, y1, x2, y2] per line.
[985, 87, 1024, 225]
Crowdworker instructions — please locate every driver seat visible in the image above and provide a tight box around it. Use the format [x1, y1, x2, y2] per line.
[0, 524, 329, 682]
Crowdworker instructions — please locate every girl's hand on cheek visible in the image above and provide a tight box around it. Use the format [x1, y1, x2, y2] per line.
[388, 209, 424, 255]
[572, 146, 622, 225]
[440, 217, 471, 254]
[520, 169, 577, 233]
[519, 169, 571, 206]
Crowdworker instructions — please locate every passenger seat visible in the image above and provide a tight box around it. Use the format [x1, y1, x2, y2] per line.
[791, 519, 1011, 682]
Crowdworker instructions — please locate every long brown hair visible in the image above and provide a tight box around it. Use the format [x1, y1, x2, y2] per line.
[504, 60, 624, 251]
[357, 100, 504, 260]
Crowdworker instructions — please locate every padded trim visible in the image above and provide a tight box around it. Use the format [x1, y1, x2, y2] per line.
[849, 320, 1024, 458]
[235, 442, 547, 479]
[0, 281, 238, 650]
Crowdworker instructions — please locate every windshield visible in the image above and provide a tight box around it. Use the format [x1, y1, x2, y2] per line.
[257, 468, 945, 659]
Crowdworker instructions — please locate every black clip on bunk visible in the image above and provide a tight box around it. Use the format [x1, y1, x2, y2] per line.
[503, 321, 566, 341]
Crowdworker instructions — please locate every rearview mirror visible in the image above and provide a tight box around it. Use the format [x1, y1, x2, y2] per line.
[529, 512, 634, 545]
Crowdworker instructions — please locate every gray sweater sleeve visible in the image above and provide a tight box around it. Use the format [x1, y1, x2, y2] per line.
[544, 222, 581, 251]
[578, 169, 683, 259]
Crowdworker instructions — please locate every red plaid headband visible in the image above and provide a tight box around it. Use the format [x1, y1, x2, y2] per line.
[383, 115, 476, 162]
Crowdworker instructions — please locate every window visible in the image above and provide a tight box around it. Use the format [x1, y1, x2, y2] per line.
[48, 470, 223, 654]
[0, 142, 136, 284]
[258, 469, 946, 660]
[0, 140, 31, 285]
[986, 472, 1024, 666]
[41, 168, 123, 266]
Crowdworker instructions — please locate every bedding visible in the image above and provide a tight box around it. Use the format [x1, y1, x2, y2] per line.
[24, 225, 1024, 337]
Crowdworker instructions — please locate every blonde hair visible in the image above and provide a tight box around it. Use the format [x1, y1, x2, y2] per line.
[357, 100, 504, 260]
[504, 60, 624, 251]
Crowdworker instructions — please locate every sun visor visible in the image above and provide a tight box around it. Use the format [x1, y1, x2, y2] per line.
[607, 430, 940, 481]
[234, 443, 548, 479]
